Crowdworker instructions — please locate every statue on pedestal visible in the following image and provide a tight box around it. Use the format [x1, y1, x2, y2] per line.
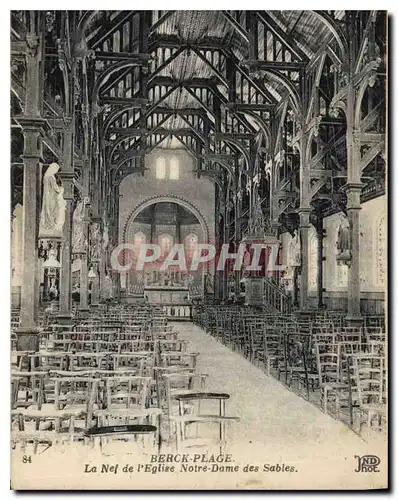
[90, 223, 102, 261]
[102, 273, 113, 300]
[336, 213, 351, 264]
[204, 273, 214, 295]
[290, 230, 301, 267]
[247, 198, 265, 237]
[39, 163, 66, 239]
[72, 199, 87, 254]
[102, 222, 109, 252]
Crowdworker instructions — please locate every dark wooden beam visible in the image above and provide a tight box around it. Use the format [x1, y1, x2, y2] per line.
[201, 153, 234, 161]
[244, 59, 307, 71]
[110, 127, 198, 139]
[94, 51, 150, 63]
[257, 12, 309, 62]
[99, 97, 148, 107]
[149, 34, 228, 51]
[148, 76, 217, 89]
[149, 11, 176, 35]
[215, 132, 255, 141]
[115, 150, 146, 160]
[148, 46, 186, 83]
[90, 11, 136, 49]
[220, 11, 251, 46]
[191, 47, 229, 87]
[108, 127, 147, 137]
[151, 107, 207, 117]
[230, 103, 274, 112]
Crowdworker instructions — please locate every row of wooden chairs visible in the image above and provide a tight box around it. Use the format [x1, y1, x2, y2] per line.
[194, 305, 386, 435]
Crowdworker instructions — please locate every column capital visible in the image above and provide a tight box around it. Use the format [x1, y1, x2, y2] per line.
[14, 116, 50, 134]
[58, 171, 77, 201]
[344, 181, 365, 192]
[298, 207, 312, 214]
[58, 170, 78, 182]
[298, 208, 311, 227]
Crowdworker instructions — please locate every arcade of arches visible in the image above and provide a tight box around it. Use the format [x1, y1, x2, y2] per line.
[10, 10, 387, 474]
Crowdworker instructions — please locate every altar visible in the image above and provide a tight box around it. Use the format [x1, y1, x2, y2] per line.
[144, 286, 190, 305]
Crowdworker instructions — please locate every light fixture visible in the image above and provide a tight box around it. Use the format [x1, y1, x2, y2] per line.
[42, 248, 61, 268]
[88, 267, 97, 279]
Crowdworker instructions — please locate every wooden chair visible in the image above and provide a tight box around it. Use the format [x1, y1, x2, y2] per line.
[352, 354, 386, 433]
[162, 372, 208, 435]
[315, 343, 348, 415]
[12, 376, 99, 453]
[160, 352, 198, 371]
[84, 424, 159, 456]
[170, 392, 238, 454]
[93, 376, 162, 446]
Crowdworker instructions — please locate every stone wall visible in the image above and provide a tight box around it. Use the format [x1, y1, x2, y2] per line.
[279, 194, 387, 312]
[119, 149, 215, 245]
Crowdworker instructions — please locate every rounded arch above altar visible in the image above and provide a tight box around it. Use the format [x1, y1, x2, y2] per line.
[122, 195, 210, 245]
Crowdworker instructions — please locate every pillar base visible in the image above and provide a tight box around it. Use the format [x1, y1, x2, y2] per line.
[15, 328, 40, 352]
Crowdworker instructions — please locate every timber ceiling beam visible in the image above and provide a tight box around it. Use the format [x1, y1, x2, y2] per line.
[173, 136, 198, 158]
[257, 12, 310, 62]
[215, 132, 255, 141]
[147, 46, 186, 84]
[112, 127, 200, 138]
[147, 76, 217, 89]
[93, 51, 150, 63]
[99, 97, 148, 107]
[190, 47, 229, 87]
[245, 60, 307, 71]
[149, 34, 228, 52]
[177, 116, 207, 144]
[90, 11, 136, 49]
[223, 48, 277, 105]
[220, 11, 252, 46]
[230, 103, 274, 112]
[149, 11, 176, 35]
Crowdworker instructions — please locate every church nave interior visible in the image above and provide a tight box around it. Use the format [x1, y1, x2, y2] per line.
[10, 10, 387, 489]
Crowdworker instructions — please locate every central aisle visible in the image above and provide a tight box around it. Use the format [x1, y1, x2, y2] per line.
[173, 322, 387, 489]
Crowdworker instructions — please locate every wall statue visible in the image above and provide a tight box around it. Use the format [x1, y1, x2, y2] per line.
[102, 274, 113, 300]
[247, 199, 265, 237]
[72, 199, 87, 254]
[39, 163, 66, 239]
[290, 230, 301, 267]
[90, 222, 102, 261]
[336, 213, 351, 263]
[102, 222, 109, 251]
[204, 273, 214, 294]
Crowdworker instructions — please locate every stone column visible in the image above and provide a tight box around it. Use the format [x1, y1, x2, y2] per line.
[16, 119, 46, 336]
[223, 205, 230, 300]
[344, 52, 364, 324]
[79, 201, 90, 314]
[79, 158, 90, 313]
[80, 252, 89, 312]
[316, 216, 325, 309]
[346, 183, 364, 322]
[14, 26, 48, 349]
[99, 246, 107, 300]
[57, 172, 75, 323]
[90, 263, 100, 307]
[299, 209, 311, 310]
[234, 195, 242, 300]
